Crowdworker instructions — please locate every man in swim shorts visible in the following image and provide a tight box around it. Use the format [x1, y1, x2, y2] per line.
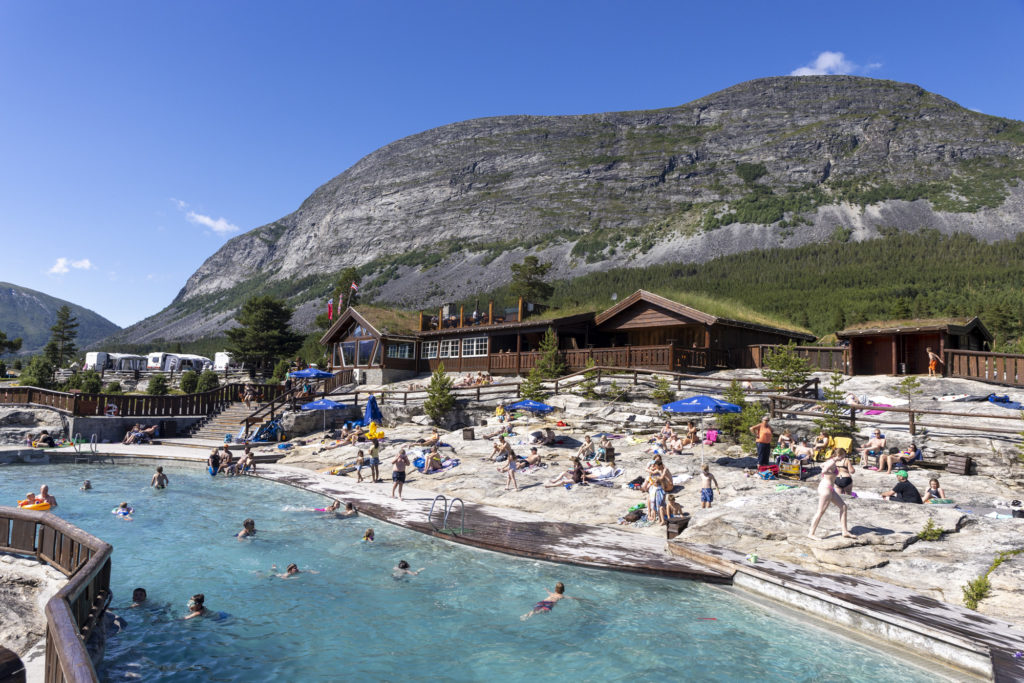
[391, 448, 410, 500]
[926, 347, 944, 378]
[207, 449, 220, 476]
[521, 582, 574, 620]
[151, 467, 169, 489]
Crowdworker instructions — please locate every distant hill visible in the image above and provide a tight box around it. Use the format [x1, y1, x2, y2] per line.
[0, 283, 121, 355]
[106, 75, 1024, 344]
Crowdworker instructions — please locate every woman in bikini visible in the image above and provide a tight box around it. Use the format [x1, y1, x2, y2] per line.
[807, 456, 855, 540]
[833, 448, 855, 495]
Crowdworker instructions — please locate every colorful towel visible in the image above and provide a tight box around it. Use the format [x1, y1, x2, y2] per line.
[864, 403, 892, 415]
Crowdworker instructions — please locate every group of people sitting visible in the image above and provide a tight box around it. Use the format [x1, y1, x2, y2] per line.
[207, 445, 257, 476]
[123, 424, 159, 444]
[455, 372, 493, 388]
[648, 421, 701, 455]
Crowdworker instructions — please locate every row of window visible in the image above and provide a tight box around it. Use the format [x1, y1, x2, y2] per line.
[421, 337, 487, 359]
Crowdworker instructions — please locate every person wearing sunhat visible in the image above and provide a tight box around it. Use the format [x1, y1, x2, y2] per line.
[882, 470, 922, 504]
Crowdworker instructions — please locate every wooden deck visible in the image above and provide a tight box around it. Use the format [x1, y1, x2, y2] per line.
[670, 542, 1024, 682]
[257, 464, 731, 582]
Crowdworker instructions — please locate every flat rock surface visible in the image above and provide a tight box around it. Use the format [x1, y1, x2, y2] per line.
[0, 554, 65, 657]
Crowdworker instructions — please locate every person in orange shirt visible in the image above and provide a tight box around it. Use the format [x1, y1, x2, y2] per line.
[750, 417, 774, 466]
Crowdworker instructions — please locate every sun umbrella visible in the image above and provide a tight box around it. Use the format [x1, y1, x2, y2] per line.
[362, 394, 383, 427]
[289, 368, 334, 379]
[661, 395, 740, 414]
[300, 398, 347, 431]
[506, 399, 554, 414]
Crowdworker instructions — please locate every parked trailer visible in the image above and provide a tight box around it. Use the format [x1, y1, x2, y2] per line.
[84, 352, 148, 372]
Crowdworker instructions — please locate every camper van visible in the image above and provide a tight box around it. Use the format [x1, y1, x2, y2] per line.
[213, 351, 234, 371]
[146, 352, 178, 371]
[177, 354, 213, 372]
[84, 352, 148, 372]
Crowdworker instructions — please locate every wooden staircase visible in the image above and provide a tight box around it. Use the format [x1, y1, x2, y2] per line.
[188, 402, 267, 441]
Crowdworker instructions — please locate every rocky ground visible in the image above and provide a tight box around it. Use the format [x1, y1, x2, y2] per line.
[267, 370, 1024, 626]
[0, 554, 65, 661]
[0, 407, 63, 446]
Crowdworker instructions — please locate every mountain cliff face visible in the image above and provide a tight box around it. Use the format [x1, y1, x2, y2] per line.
[0, 283, 121, 354]
[109, 75, 1024, 343]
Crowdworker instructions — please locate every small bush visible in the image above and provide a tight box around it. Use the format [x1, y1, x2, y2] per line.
[104, 381, 122, 394]
[196, 370, 221, 393]
[179, 370, 199, 394]
[962, 575, 991, 610]
[79, 370, 102, 394]
[651, 376, 677, 406]
[271, 358, 291, 383]
[917, 518, 943, 541]
[519, 368, 546, 402]
[423, 363, 455, 425]
[575, 358, 599, 399]
[147, 374, 169, 396]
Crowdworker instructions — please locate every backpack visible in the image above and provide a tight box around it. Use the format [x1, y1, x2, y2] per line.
[704, 429, 719, 445]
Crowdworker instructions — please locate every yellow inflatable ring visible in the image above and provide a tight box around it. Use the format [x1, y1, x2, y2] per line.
[17, 500, 51, 511]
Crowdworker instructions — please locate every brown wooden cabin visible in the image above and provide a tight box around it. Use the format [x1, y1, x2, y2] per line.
[837, 317, 992, 376]
[322, 291, 814, 379]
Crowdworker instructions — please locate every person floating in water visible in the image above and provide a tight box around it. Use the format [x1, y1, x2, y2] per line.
[393, 560, 423, 578]
[183, 594, 209, 620]
[130, 588, 147, 607]
[112, 502, 134, 520]
[237, 518, 256, 540]
[271, 563, 317, 578]
[151, 466, 169, 489]
[39, 484, 58, 507]
[80, 480, 92, 491]
[521, 582, 574, 620]
[362, 528, 375, 542]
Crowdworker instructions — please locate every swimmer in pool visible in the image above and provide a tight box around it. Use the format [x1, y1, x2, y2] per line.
[521, 582, 574, 620]
[393, 560, 423, 577]
[112, 502, 134, 520]
[362, 528, 375, 542]
[237, 518, 256, 540]
[130, 588, 147, 607]
[183, 593, 209, 620]
[151, 466, 169, 489]
[81, 480, 92, 491]
[271, 563, 317, 578]
[314, 500, 341, 513]
[339, 502, 358, 517]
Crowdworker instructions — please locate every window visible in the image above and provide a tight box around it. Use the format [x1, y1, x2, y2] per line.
[372, 342, 383, 366]
[421, 341, 438, 359]
[340, 342, 356, 367]
[387, 343, 414, 359]
[357, 340, 376, 366]
[439, 339, 459, 358]
[461, 337, 487, 357]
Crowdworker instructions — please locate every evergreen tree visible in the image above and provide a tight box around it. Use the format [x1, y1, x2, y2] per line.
[575, 357, 599, 399]
[509, 256, 554, 303]
[651, 375, 677, 406]
[179, 370, 199, 394]
[196, 370, 221, 393]
[147, 373, 170, 396]
[0, 328, 22, 355]
[532, 327, 564, 379]
[519, 368, 547, 401]
[828, 306, 847, 333]
[717, 380, 762, 450]
[19, 356, 55, 389]
[225, 296, 304, 371]
[761, 342, 811, 393]
[423, 363, 455, 424]
[46, 306, 79, 368]
[814, 371, 850, 436]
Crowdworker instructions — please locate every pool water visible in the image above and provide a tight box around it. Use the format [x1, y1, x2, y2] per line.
[2, 464, 938, 682]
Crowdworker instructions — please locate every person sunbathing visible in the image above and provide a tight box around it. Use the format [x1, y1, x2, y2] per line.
[576, 435, 595, 460]
[858, 430, 887, 466]
[812, 430, 831, 460]
[665, 435, 684, 454]
[793, 439, 815, 463]
[679, 422, 699, 447]
[423, 446, 444, 473]
[878, 446, 918, 474]
[491, 436, 513, 462]
[544, 458, 588, 487]
[417, 429, 440, 447]
[528, 428, 555, 446]
[922, 478, 947, 503]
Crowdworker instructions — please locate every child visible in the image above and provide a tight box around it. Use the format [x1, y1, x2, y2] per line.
[521, 582, 574, 620]
[130, 588, 147, 607]
[80, 480, 92, 491]
[151, 466, 169, 489]
[237, 518, 256, 539]
[271, 563, 306, 578]
[648, 477, 667, 525]
[362, 528, 375, 542]
[505, 451, 519, 491]
[314, 500, 341, 513]
[665, 494, 684, 520]
[183, 594, 208, 620]
[112, 502, 134, 520]
[922, 478, 947, 504]
[700, 464, 720, 509]
[355, 449, 366, 483]
[18, 493, 39, 507]
[394, 560, 424, 577]
[339, 502, 358, 517]
[369, 439, 381, 483]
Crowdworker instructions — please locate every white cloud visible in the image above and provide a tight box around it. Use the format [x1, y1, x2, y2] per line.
[47, 257, 94, 274]
[170, 198, 188, 210]
[791, 51, 861, 76]
[187, 211, 240, 235]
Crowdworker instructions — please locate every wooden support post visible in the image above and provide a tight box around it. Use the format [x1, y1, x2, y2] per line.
[419, 312, 425, 332]
[515, 334, 521, 376]
[438, 307, 443, 330]
[849, 407, 857, 431]
[517, 297, 524, 322]
[488, 300, 494, 324]
[909, 410, 916, 437]
[459, 306, 464, 328]
[769, 397, 776, 418]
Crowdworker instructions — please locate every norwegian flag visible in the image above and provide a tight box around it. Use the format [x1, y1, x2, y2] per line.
[327, 298, 334, 321]
[350, 281, 359, 291]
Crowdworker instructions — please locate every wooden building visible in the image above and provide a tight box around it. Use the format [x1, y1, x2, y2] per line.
[837, 317, 992, 376]
[321, 290, 814, 378]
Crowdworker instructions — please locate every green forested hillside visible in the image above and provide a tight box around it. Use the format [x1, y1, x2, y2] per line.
[451, 231, 1024, 350]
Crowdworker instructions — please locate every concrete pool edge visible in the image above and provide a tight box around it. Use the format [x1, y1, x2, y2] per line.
[6, 450, 1022, 681]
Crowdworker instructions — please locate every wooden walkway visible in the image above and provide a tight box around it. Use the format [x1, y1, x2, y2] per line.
[257, 464, 731, 582]
[671, 543, 1024, 682]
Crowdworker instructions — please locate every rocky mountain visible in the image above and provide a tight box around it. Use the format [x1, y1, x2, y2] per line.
[0, 283, 121, 355]
[109, 75, 1024, 343]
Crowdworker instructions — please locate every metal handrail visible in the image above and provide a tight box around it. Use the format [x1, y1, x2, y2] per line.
[427, 495, 447, 531]
[442, 497, 466, 535]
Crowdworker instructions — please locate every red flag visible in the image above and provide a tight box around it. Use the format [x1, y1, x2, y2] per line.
[350, 281, 359, 291]
[327, 298, 333, 321]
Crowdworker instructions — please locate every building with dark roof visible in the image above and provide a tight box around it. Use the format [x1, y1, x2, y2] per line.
[837, 317, 992, 375]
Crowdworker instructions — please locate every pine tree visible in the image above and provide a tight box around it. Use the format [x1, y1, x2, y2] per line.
[575, 357, 598, 399]
[532, 327, 564, 379]
[225, 296, 304, 371]
[509, 256, 553, 303]
[519, 368, 547, 401]
[46, 306, 79, 368]
[814, 372, 850, 436]
[423, 363, 456, 424]
[761, 342, 811, 393]
[0, 328, 22, 355]
[651, 375, 677, 405]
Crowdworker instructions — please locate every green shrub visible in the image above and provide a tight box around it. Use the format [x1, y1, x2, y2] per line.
[717, 380, 763, 451]
[519, 368, 547, 402]
[79, 370, 102, 394]
[917, 518, 943, 541]
[962, 575, 990, 610]
[761, 342, 811, 393]
[736, 162, 767, 184]
[271, 358, 291, 383]
[814, 371, 851, 436]
[196, 370, 221, 393]
[651, 375, 677, 406]
[179, 370, 199, 394]
[18, 356, 54, 389]
[147, 374, 169, 396]
[423, 363, 455, 425]
[104, 381, 122, 394]
[575, 358, 599, 399]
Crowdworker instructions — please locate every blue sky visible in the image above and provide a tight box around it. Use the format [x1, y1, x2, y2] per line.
[2, 1, 1023, 328]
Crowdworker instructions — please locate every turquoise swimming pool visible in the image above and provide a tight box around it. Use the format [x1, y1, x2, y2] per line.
[2, 464, 939, 681]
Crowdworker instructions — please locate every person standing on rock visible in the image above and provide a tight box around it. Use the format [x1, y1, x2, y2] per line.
[807, 456, 855, 540]
[750, 417, 774, 467]
[926, 347, 944, 378]
[391, 448, 410, 500]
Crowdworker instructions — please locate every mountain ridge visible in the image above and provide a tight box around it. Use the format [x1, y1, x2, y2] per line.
[0, 282, 121, 355]
[106, 75, 1024, 344]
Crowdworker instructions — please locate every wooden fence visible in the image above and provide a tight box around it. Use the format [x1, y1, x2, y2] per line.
[946, 349, 1024, 388]
[0, 506, 112, 683]
[744, 345, 850, 373]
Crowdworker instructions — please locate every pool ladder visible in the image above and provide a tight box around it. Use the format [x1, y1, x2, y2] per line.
[428, 495, 466, 535]
[73, 433, 101, 463]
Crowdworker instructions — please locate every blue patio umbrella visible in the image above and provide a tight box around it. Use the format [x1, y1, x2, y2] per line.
[661, 395, 741, 414]
[362, 394, 383, 427]
[300, 397, 347, 431]
[506, 399, 554, 414]
[290, 367, 334, 379]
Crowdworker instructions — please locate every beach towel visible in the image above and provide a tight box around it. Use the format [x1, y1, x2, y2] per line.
[417, 458, 459, 474]
[988, 394, 1024, 410]
[671, 473, 692, 486]
[587, 466, 623, 480]
[864, 403, 891, 416]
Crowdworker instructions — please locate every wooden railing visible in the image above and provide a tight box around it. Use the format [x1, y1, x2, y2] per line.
[946, 349, 1024, 387]
[242, 371, 353, 436]
[548, 365, 806, 396]
[0, 506, 112, 683]
[0, 383, 288, 418]
[745, 345, 851, 373]
[441, 345, 729, 375]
